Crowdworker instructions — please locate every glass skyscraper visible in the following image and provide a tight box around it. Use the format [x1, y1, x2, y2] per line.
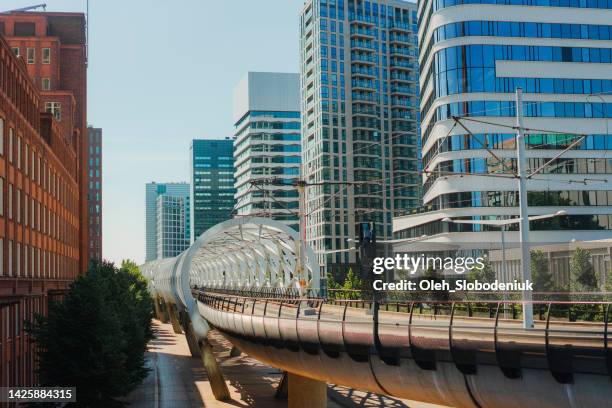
[190, 139, 236, 241]
[145, 182, 190, 261]
[300, 0, 420, 274]
[233, 72, 301, 230]
[394, 0, 612, 244]
[156, 195, 189, 259]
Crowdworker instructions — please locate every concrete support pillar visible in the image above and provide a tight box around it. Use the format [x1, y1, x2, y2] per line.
[288, 372, 327, 408]
[199, 339, 231, 401]
[158, 298, 170, 323]
[167, 303, 183, 335]
[153, 296, 164, 322]
[182, 315, 202, 358]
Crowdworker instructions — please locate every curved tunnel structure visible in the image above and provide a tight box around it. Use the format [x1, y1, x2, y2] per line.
[142, 218, 612, 408]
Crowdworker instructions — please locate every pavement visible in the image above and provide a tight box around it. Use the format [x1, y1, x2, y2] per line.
[124, 319, 449, 408]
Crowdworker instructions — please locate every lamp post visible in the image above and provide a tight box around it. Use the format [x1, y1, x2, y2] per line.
[442, 210, 567, 325]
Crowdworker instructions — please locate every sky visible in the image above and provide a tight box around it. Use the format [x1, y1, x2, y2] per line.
[2, 0, 305, 265]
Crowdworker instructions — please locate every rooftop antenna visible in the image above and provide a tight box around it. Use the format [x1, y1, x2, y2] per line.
[1, 4, 47, 13]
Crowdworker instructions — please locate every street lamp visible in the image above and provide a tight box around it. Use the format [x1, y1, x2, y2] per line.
[442, 210, 567, 325]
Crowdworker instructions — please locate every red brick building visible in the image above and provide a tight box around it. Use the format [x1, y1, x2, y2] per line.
[0, 13, 85, 388]
[0, 12, 89, 273]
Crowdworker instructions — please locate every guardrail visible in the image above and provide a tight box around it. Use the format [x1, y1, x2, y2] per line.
[193, 287, 612, 383]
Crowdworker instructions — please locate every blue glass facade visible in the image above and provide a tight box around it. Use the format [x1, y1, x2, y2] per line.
[397, 0, 612, 241]
[145, 182, 190, 261]
[190, 139, 236, 241]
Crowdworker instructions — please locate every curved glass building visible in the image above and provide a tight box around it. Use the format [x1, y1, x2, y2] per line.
[394, 0, 612, 244]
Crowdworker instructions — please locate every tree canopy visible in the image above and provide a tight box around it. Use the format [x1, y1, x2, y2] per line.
[28, 260, 154, 407]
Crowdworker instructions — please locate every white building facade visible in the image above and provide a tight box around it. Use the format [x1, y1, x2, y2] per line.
[394, 0, 612, 247]
[233, 72, 301, 231]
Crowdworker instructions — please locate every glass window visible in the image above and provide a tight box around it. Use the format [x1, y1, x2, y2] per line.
[26, 48, 35, 64]
[42, 48, 51, 64]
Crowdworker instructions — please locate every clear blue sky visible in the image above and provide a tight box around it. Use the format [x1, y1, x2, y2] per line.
[2, 0, 305, 265]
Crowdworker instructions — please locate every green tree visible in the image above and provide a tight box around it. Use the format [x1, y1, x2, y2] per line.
[531, 250, 554, 293]
[570, 247, 598, 293]
[467, 256, 496, 283]
[467, 256, 500, 301]
[28, 261, 153, 407]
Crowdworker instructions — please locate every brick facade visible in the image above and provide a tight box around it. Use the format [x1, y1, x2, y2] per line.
[0, 16, 82, 389]
[0, 12, 88, 274]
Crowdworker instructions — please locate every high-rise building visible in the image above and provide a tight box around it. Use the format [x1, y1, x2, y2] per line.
[156, 195, 189, 259]
[0, 12, 89, 273]
[300, 0, 420, 274]
[0, 35, 80, 389]
[87, 127, 102, 261]
[233, 72, 301, 230]
[145, 182, 190, 261]
[190, 139, 236, 241]
[394, 0, 612, 245]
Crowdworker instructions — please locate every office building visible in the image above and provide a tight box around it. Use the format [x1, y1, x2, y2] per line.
[156, 195, 189, 259]
[300, 0, 420, 273]
[87, 127, 102, 261]
[145, 182, 190, 261]
[190, 139, 236, 241]
[394, 0, 612, 246]
[0, 35, 80, 389]
[0, 12, 90, 272]
[233, 72, 301, 230]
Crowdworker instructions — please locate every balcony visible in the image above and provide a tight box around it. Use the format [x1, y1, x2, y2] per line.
[390, 98, 412, 108]
[390, 59, 414, 70]
[351, 66, 377, 78]
[389, 34, 410, 44]
[351, 39, 376, 52]
[389, 21, 410, 33]
[351, 79, 376, 91]
[352, 92, 378, 104]
[350, 26, 376, 39]
[349, 13, 377, 26]
[352, 106, 380, 117]
[390, 72, 416, 83]
[352, 119, 381, 130]
[351, 53, 377, 65]
[391, 85, 413, 95]
[389, 47, 417, 58]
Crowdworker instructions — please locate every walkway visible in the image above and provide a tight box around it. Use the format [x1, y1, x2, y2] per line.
[125, 320, 448, 407]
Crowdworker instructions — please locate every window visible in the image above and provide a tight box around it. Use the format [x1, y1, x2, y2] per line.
[24, 145, 28, 175]
[42, 48, 51, 64]
[8, 184, 12, 220]
[0, 238, 3, 276]
[17, 137, 21, 169]
[8, 240, 12, 277]
[26, 48, 35, 64]
[8, 128, 13, 163]
[41, 78, 51, 91]
[14, 22, 35, 37]
[11, 47, 19, 57]
[45, 102, 61, 121]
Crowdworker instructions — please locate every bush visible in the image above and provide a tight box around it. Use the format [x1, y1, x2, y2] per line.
[28, 260, 154, 407]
